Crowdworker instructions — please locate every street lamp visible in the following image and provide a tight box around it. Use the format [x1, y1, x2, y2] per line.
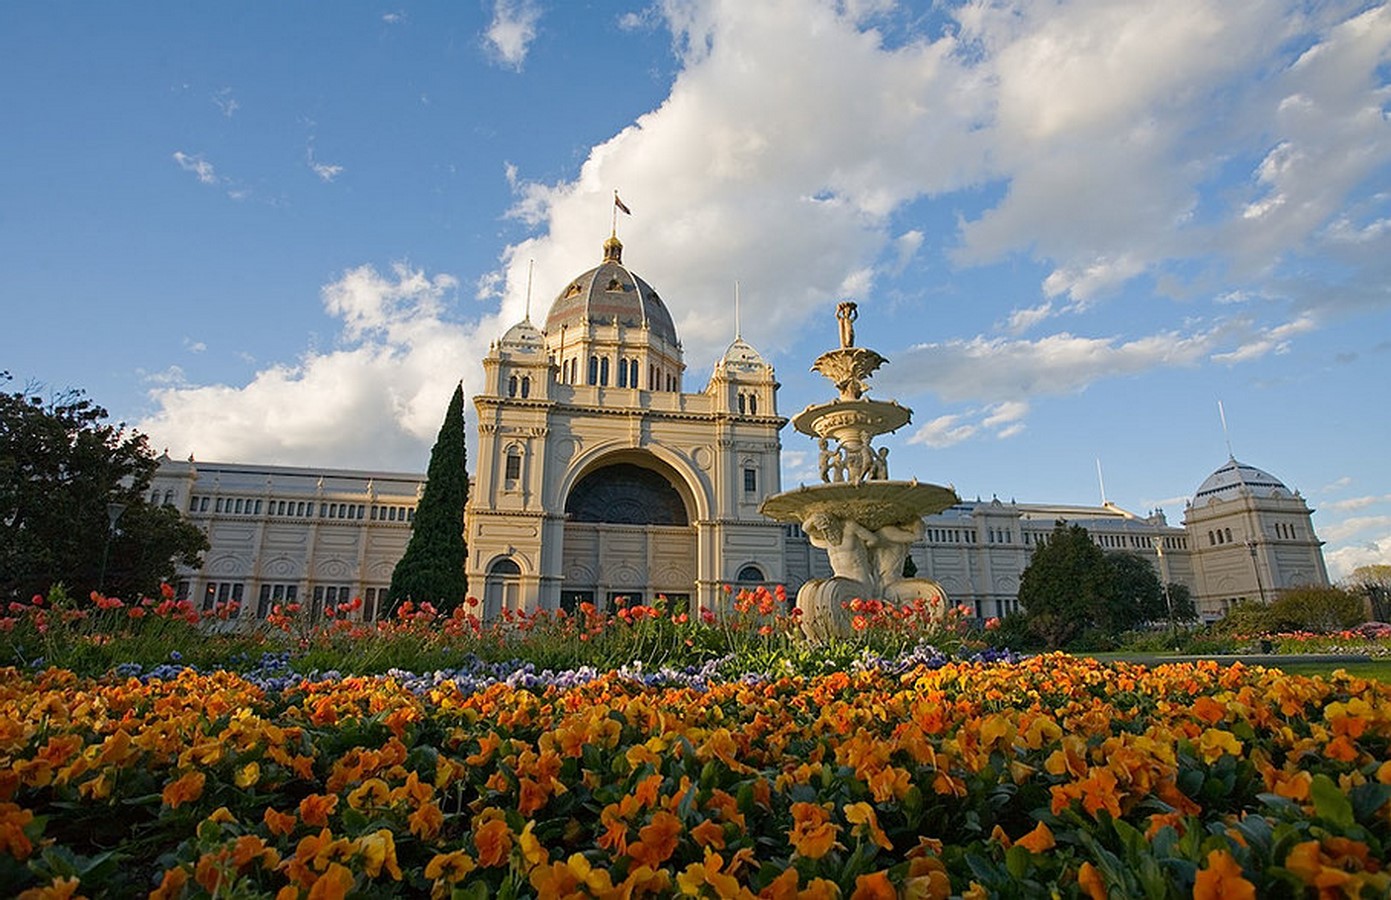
[98, 501, 127, 593]
[1245, 537, 1267, 605]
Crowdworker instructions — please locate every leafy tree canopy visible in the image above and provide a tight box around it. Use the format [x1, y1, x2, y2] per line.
[1348, 565, 1391, 621]
[0, 375, 207, 600]
[388, 383, 469, 611]
[1018, 522, 1173, 648]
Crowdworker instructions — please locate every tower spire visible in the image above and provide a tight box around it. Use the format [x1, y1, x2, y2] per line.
[1218, 400, 1234, 459]
[524, 259, 534, 322]
[734, 281, 742, 340]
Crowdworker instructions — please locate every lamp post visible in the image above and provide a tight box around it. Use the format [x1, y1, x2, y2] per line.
[98, 501, 126, 594]
[1245, 537, 1267, 605]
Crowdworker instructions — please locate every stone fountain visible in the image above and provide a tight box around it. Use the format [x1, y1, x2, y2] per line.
[759, 302, 959, 639]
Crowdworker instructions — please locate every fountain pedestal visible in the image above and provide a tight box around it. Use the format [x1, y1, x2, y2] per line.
[759, 302, 959, 639]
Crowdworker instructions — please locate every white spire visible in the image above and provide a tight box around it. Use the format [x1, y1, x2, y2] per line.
[734, 280, 742, 340]
[524, 259, 534, 322]
[1218, 400, 1234, 458]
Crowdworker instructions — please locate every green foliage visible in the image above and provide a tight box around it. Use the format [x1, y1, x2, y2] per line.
[1267, 585, 1365, 632]
[1348, 564, 1391, 621]
[0, 375, 207, 600]
[1217, 586, 1365, 635]
[388, 383, 469, 611]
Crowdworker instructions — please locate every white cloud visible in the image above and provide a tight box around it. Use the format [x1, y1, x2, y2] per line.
[212, 88, 239, 118]
[183, 338, 206, 353]
[147, 1, 1391, 468]
[1320, 515, 1391, 545]
[382, 12, 404, 24]
[909, 413, 978, 448]
[908, 400, 1029, 447]
[1327, 494, 1391, 511]
[139, 264, 499, 469]
[1326, 536, 1391, 582]
[306, 140, 344, 183]
[484, 0, 541, 70]
[172, 151, 218, 185]
[883, 326, 1225, 405]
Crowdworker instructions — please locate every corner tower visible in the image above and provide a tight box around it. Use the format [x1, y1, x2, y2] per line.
[1183, 457, 1330, 618]
[466, 236, 787, 616]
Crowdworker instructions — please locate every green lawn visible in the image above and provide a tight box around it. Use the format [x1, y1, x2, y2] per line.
[1082, 651, 1391, 683]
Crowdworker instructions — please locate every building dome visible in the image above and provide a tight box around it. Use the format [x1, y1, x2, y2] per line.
[542, 237, 679, 347]
[1192, 457, 1290, 505]
[720, 337, 767, 368]
[498, 317, 545, 353]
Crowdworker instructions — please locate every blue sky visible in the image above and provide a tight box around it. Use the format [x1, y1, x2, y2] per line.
[3, 1, 1389, 580]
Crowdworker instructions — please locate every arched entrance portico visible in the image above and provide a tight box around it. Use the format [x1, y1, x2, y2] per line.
[558, 452, 698, 612]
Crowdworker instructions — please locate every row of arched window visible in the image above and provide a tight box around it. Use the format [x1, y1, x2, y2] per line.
[552, 355, 679, 391]
[506, 375, 531, 398]
[737, 391, 759, 415]
[1209, 527, 1235, 546]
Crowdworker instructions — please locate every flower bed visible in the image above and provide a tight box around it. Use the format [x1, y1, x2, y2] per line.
[3, 654, 1389, 898]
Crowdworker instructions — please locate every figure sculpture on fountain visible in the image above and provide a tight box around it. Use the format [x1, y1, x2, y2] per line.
[760, 301, 957, 639]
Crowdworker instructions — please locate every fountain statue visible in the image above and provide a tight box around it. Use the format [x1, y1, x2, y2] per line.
[759, 302, 959, 639]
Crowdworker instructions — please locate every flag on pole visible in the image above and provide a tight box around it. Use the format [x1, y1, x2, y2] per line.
[614, 193, 632, 215]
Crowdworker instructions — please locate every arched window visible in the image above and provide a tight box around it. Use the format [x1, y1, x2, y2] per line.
[629, 359, 639, 387]
[505, 449, 522, 483]
[588, 356, 598, 385]
[617, 358, 628, 387]
[507, 375, 518, 397]
[738, 393, 746, 414]
[599, 358, 610, 386]
[737, 565, 765, 583]
[749, 394, 757, 415]
[1225, 527, 1233, 543]
[520, 376, 531, 398]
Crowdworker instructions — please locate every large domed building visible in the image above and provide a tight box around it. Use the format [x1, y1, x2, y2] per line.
[465, 235, 785, 615]
[1183, 456, 1329, 616]
[147, 236, 1332, 627]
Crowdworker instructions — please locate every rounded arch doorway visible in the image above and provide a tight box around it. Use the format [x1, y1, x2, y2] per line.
[483, 557, 521, 621]
[560, 452, 697, 613]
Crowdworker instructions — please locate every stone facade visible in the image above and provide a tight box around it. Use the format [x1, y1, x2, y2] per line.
[149, 458, 424, 622]
[466, 236, 786, 615]
[153, 241, 1330, 624]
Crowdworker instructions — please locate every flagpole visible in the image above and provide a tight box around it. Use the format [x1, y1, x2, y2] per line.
[612, 190, 619, 239]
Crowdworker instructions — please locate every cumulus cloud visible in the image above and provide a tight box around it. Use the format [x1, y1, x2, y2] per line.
[1320, 515, 1391, 545]
[1326, 535, 1391, 582]
[146, 1, 1391, 465]
[139, 264, 500, 469]
[484, 0, 541, 69]
[882, 326, 1227, 405]
[493, 0, 1388, 412]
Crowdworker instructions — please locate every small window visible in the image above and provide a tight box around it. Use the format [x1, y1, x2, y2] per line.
[505, 452, 522, 481]
[600, 358, 610, 386]
[738, 394, 746, 414]
[521, 376, 531, 398]
[588, 356, 598, 385]
[508, 375, 518, 397]
[743, 467, 757, 494]
[749, 394, 757, 415]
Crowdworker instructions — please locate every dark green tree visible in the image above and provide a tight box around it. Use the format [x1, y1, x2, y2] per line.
[1017, 523, 1118, 648]
[388, 383, 469, 611]
[1165, 581, 1197, 622]
[0, 376, 207, 600]
[1105, 551, 1165, 630]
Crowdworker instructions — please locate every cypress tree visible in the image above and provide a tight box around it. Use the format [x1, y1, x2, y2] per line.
[388, 383, 469, 611]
